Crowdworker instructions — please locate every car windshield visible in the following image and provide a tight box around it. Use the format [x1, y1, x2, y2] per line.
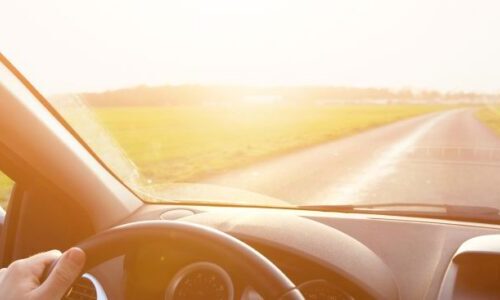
[2, 1, 500, 220]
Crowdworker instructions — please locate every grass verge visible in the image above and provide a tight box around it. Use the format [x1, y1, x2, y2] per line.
[476, 106, 500, 136]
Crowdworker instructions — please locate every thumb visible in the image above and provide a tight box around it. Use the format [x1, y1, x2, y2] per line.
[34, 247, 86, 299]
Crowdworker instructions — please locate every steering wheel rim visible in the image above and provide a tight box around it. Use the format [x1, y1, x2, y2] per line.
[46, 220, 304, 300]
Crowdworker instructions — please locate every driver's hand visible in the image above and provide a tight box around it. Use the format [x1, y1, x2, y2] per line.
[0, 247, 85, 300]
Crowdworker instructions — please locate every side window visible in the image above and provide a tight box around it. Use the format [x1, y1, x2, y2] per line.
[0, 172, 14, 209]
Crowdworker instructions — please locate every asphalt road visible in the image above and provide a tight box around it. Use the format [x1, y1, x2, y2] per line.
[203, 109, 500, 207]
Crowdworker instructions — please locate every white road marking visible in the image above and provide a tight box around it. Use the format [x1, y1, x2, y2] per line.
[320, 110, 460, 204]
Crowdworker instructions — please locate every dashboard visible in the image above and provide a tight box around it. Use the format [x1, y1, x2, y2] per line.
[70, 205, 500, 300]
[120, 238, 362, 299]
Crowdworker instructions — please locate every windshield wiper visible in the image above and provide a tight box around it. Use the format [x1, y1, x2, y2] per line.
[297, 202, 500, 223]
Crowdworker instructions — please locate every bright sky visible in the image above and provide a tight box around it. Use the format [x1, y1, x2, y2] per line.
[1, 0, 499, 94]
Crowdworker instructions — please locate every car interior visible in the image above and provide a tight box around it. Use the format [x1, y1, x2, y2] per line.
[2, 1, 500, 299]
[1, 52, 500, 300]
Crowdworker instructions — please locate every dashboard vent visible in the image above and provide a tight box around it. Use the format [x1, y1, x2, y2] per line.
[64, 276, 97, 300]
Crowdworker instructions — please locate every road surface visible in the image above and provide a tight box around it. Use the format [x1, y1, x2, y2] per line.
[203, 109, 500, 207]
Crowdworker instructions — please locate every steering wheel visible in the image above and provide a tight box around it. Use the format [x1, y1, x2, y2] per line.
[44, 220, 305, 300]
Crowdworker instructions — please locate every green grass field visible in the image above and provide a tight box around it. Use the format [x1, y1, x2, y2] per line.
[0, 173, 13, 209]
[0, 104, 450, 208]
[476, 106, 500, 135]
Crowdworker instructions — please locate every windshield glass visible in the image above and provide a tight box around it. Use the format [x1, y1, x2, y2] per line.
[2, 1, 500, 218]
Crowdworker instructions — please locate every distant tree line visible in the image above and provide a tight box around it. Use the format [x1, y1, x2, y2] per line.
[77, 85, 500, 106]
